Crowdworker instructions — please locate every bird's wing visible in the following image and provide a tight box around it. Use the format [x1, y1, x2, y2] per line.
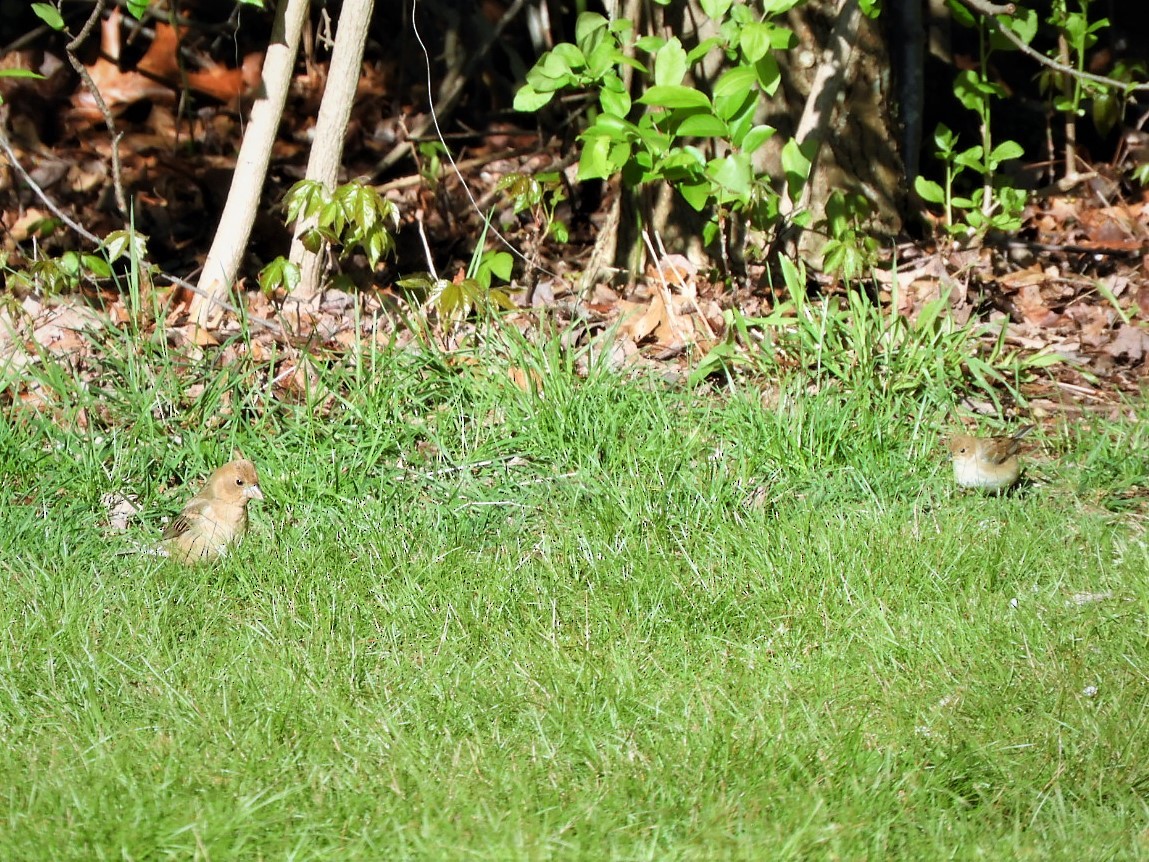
[162, 496, 210, 540]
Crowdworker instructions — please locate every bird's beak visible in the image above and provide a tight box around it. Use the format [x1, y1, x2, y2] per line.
[246, 484, 264, 501]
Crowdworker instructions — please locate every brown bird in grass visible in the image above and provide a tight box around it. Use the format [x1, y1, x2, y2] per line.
[161, 457, 264, 563]
[948, 425, 1035, 493]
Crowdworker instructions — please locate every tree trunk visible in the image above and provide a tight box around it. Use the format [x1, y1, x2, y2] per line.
[190, 0, 309, 330]
[286, 0, 374, 316]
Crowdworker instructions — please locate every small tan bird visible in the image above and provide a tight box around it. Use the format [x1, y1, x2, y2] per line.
[161, 457, 264, 563]
[948, 425, 1035, 493]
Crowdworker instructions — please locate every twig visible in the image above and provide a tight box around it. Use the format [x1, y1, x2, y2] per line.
[408, 0, 557, 279]
[63, 0, 128, 216]
[1, 122, 285, 335]
[957, 0, 1015, 15]
[376, 148, 532, 195]
[956, 0, 1149, 93]
[414, 209, 439, 281]
[155, 272, 285, 334]
[0, 126, 101, 244]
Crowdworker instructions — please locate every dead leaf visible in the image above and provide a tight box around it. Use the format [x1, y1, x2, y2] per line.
[1103, 324, 1149, 363]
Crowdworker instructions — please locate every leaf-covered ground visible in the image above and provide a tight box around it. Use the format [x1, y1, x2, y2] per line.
[1, 4, 1147, 423]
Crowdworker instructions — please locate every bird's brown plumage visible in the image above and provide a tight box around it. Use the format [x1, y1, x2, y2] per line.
[162, 458, 263, 563]
[947, 425, 1034, 492]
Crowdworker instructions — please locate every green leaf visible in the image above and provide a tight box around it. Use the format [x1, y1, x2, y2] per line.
[31, 3, 64, 30]
[0, 68, 44, 80]
[988, 140, 1024, 164]
[82, 254, 112, 278]
[485, 251, 514, 282]
[579, 135, 628, 180]
[676, 113, 729, 138]
[700, 0, 733, 17]
[636, 85, 711, 109]
[654, 38, 688, 87]
[762, 0, 805, 12]
[781, 138, 812, 197]
[678, 182, 712, 212]
[706, 152, 753, 196]
[1092, 89, 1120, 136]
[585, 39, 622, 80]
[755, 54, 782, 96]
[514, 85, 554, 112]
[739, 22, 773, 63]
[125, 0, 150, 19]
[102, 229, 149, 262]
[932, 124, 957, 152]
[686, 37, 724, 66]
[543, 45, 585, 78]
[713, 67, 758, 121]
[284, 179, 331, 223]
[599, 76, 631, 117]
[996, 7, 1038, 46]
[946, 0, 977, 28]
[258, 257, 301, 294]
[913, 177, 945, 205]
[952, 145, 985, 172]
[636, 36, 667, 53]
[713, 66, 757, 102]
[575, 12, 609, 46]
[740, 124, 776, 153]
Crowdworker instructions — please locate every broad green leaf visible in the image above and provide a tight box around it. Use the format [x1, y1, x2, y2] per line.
[989, 140, 1024, 163]
[654, 38, 688, 87]
[913, 177, 945, 204]
[259, 258, 301, 294]
[679, 181, 712, 212]
[740, 124, 776, 154]
[933, 124, 957, 152]
[725, 97, 758, 144]
[994, 7, 1038, 47]
[31, 3, 64, 29]
[575, 12, 609, 45]
[579, 135, 628, 180]
[636, 85, 711, 109]
[762, 0, 805, 12]
[599, 76, 631, 117]
[514, 85, 554, 112]
[706, 152, 753, 196]
[586, 113, 638, 139]
[946, 0, 977, 28]
[82, 255, 112, 278]
[713, 66, 757, 102]
[755, 55, 781, 95]
[768, 26, 797, 50]
[687, 37, 724, 65]
[781, 138, 812, 194]
[585, 39, 622, 79]
[700, 0, 733, 17]
[485, 251, 514, 282]
[952, 145, 985, 172]
[739, 22, 773, 63]
[676, 113, 729, 138]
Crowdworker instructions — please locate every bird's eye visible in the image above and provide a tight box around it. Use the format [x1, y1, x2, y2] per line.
[235, 478, 245, 486]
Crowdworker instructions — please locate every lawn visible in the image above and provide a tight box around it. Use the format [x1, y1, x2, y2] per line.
[1, 343, 1146, 860]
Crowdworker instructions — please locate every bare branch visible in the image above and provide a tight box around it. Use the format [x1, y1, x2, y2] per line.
[956, 0, 1149, 93]
[63, 0, 128, 216]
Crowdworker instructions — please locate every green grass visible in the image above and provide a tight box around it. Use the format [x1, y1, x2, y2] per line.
[1, 334, 1147, 860]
